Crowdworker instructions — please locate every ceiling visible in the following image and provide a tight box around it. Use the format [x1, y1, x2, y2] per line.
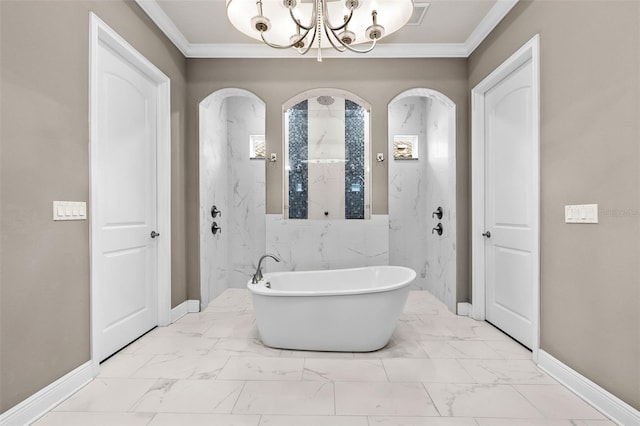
[135, 0, 518, 58]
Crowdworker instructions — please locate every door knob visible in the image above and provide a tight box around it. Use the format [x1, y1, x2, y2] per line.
[150, 231, 160, 238]
[432, 223, 443, 236]
[482, 231, 491, 238]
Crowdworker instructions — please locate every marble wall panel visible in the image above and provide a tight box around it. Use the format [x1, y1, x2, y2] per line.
[200, 94, 229, 308]
[200, 92, 266, 305]
[265, 214, 389, 273]
[388, 95, 456, 311]
[226, 97, 266, 288]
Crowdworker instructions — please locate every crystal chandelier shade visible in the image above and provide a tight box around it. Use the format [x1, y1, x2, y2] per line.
[226, 0, 414, 61]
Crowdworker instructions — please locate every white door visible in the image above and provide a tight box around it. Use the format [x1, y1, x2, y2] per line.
[93, 40, 159, 361]
[483, 59, 536, 349]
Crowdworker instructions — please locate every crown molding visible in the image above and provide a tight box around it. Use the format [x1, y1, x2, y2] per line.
[135, 0, 518, 59]
[463, 0, 519, 56]
[135, 0, 191, 56]
[187, 42, 469, 59]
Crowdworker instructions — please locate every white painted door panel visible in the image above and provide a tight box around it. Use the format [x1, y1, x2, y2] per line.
[484, 59, 535, 349]
[95, 41, 158, 362]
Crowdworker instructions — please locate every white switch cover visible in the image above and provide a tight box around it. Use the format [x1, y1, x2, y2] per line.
[53, 201, 87, 221]
[565, 204, 598, 224]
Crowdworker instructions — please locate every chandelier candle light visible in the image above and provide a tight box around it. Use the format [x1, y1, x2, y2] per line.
[226, 0, 414, 61]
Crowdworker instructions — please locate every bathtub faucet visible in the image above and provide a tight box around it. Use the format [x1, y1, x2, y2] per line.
[252, 254, 281, 284]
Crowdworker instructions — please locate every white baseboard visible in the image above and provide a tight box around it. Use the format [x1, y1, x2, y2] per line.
[538, 350, 640, 426]
[0, 361, 92, 426]
[457, 302, 472, 316]
[170, 299, 201, 323]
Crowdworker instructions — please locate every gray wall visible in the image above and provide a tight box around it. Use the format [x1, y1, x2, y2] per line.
[469, 0, 640, 410]
[0, 0, 188, 413]
[186, 58, 470, 305]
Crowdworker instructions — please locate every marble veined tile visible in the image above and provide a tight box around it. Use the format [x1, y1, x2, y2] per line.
[132, 379, 244, 413]
[123, 335, 218, 356]
[210, 338, 282, 357]
[484, 340, 532, 360]
[205, 288, 254, 309]
[475, 419, 580, 426]
[53, 379, 156, 412]
[458, 359, 557, 385]
[131, 354, 229, 380]
[369, 417, 479, 426]
[97, 354, 153, 378]
[448, 325, 510, 341]
[148, 413, 260, 426]
[514, 384, 606, 419]
[217, 357, 304, 381]
[233, 381, 334, 415]
[33, 412, 155, 426]
[259, 415, 368, 425]
[303, 358, 388, 381]
[280, 349, 355, 359]
[383, 358, 474, 383]
[425, 383, 543, 418]
[202, 313, 258, 339]
[335, 382, 438, 416]
[354, 337, 429, 358]
[419, 340, 503, 359]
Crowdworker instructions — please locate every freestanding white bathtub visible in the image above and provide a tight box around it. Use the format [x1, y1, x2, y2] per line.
[247, 265, 416, 352]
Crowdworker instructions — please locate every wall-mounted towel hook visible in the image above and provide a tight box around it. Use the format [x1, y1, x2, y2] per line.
[211, 205, 221, 218]
[432, 206, 443, 220]
[432, 223, 443, 236]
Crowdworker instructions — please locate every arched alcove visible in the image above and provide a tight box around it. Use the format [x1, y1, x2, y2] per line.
[282, 88, 372, 220]
[388, 88, 457, 311]
[199, 88, 266, 307]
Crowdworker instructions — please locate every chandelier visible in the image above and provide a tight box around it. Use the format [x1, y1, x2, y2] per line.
[226, 0, 414, 61]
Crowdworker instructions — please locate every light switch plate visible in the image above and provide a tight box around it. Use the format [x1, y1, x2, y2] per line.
[53, 201, 87, 221]
[565, 204, 598, 224]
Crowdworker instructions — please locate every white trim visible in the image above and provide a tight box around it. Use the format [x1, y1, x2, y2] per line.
[463, 0, 519, 55]
[170, 299, 201, 323]
[456, 302, 472, 316]
[186, 42, 470, 59]
[470, 35, 540, 359]
[89, 13, 172, 373]
[134, 0, 190, 56]
[538, 350, 640, 426]
[0, 362, 92, 426]
[133, 0, 518, 58]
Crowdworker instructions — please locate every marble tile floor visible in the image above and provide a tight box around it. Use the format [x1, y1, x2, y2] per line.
[34, 289, 612, 426]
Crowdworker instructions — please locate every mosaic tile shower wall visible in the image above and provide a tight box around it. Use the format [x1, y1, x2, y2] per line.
[345, 100, 365, 219]
[287, 97, 366, 219]
[288, 100, 308, 219]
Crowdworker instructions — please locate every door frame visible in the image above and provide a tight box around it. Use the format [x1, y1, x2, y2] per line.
[471, 34, 540, 359]
[89, 13, 172, 374]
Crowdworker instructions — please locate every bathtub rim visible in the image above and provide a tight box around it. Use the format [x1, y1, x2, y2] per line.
[247, 265, 416, 297]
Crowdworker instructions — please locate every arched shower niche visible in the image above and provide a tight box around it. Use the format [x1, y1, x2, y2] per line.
[388, 88, 457, 311]
[199, 89, 266, 308]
